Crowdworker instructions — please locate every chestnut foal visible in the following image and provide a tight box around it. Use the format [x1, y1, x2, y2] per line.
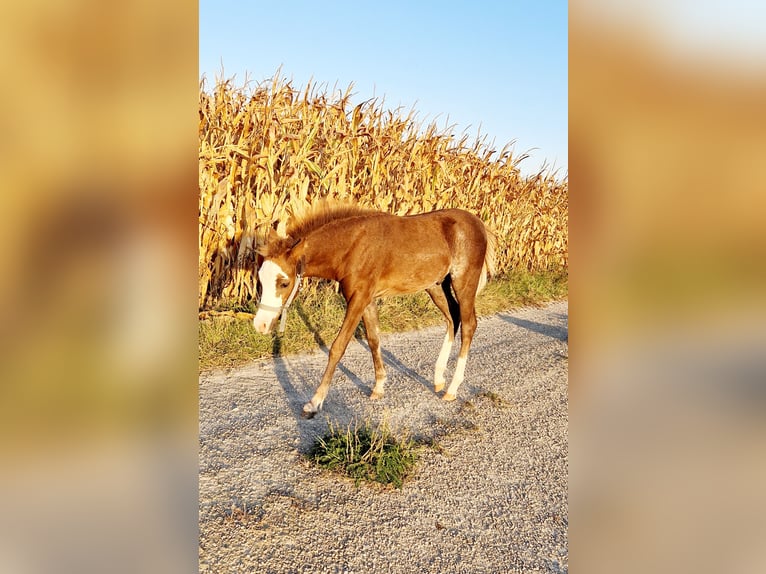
[253, 203, 496, 419]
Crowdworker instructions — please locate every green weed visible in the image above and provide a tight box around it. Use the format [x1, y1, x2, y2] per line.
[308, 418, 419, 488]
[477, 390, 509, 408]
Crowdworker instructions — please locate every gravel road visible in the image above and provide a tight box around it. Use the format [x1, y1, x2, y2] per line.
[199, 300, 568, 573]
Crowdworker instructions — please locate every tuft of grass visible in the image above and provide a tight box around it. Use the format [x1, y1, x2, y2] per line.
[198, 268, 567, 372]
[308, 418, 419, 489]
[477, 390, 510, 408]
[222, 500, 262, 525]
[475, 267, 568, 315]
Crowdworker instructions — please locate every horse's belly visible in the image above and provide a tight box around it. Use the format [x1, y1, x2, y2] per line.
[375, 284, 431, 297]
[374, 268, 448, 297]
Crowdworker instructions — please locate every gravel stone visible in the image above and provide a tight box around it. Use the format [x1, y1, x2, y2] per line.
[200, 301, 568, 573]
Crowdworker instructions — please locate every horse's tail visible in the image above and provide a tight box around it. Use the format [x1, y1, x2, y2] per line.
[477, 227, 497, 295]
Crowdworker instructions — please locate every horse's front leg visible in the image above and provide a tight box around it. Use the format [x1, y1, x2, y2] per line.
[302, 293, 371, 418]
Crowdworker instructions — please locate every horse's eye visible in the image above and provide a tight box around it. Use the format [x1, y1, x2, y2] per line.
[279, 279, 290, 289]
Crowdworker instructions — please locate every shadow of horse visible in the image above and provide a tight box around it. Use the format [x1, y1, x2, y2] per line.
[269, 336, 329, 453]
[351, 335, 433, 391]
[269, 306, 373, 452]
[498, 313, 568, 342]
[270, 300, 441, 451]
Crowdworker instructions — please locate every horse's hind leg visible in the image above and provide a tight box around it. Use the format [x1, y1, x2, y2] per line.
[426, 277, 461, 393]
[443, 273, 479, 401]
[362, 301, 387, 399]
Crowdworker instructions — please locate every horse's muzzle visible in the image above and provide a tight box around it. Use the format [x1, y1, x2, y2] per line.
[253, 309, 281, 334]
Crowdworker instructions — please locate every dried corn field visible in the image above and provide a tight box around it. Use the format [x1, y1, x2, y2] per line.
[199, 75, 567, 310]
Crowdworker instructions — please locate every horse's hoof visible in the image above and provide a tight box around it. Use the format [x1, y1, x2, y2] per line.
[442, 393, 456, 402]
[301, 408, 316, 419]
[434, 383, 445, 393]
[370, 391, 383, 400]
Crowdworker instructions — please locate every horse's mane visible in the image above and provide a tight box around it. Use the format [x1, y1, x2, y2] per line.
[259, 200, 380, 257]
[286, 201, 380, 239]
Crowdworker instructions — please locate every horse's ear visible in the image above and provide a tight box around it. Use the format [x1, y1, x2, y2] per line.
[273, 220, 288, 238]
[264, 227, 282, 244]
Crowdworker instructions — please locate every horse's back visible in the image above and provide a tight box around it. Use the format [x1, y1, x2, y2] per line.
[405, 208, 488, 248]
[403, 207, 483, 225]
[350, 208, 488, 296]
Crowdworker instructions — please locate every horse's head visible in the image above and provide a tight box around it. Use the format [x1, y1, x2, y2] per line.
[253, 233, 304, 334]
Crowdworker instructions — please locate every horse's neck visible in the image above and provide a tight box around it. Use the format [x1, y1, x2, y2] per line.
[297, 233, 343, 281]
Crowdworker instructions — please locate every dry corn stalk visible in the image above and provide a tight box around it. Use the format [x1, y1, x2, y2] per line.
[199, 75, 567, 309]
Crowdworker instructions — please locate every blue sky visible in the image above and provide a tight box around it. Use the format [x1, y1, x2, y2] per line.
[199, 1, 568, 176]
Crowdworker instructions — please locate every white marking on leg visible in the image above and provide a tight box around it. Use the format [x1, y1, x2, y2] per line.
[371, 377, 386, 399]
[302, 394, 325, 416]
[253, 260, 287, 334]
[443, 355, 467, 401]
[434, 333, 453, 392]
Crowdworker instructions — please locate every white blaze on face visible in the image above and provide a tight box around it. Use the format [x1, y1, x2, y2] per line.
[253, 260, 288, 334]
